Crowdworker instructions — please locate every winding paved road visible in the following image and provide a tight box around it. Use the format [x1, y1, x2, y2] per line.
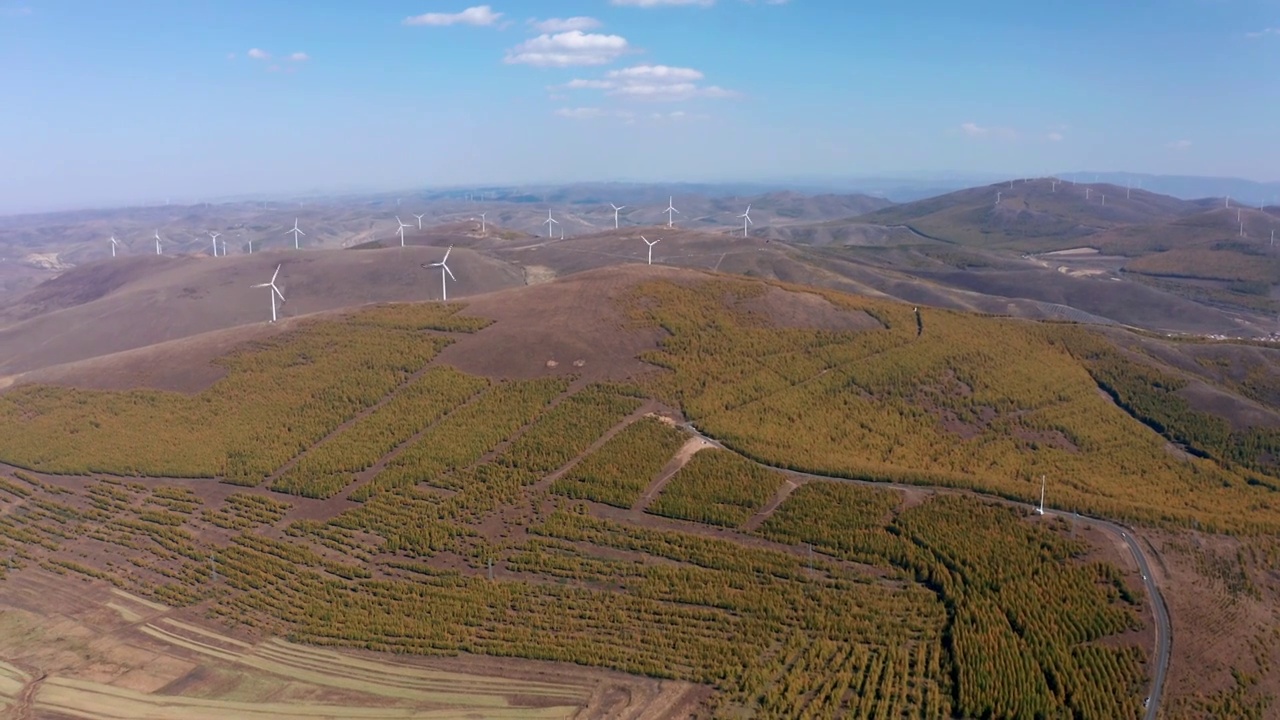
[682, 423, 1170, 719]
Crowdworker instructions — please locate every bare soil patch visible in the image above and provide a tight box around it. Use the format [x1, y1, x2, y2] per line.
[1144, 529, 1280, 715]
[735, 286, 883, 332]
[434, 265, 680, 381]
[0, 568, 704, 720]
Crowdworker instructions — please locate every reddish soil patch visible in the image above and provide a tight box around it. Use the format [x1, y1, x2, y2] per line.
[434, 265, 681, 382]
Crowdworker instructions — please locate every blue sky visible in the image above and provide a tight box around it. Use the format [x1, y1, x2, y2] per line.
[1, 0, 1278, 212]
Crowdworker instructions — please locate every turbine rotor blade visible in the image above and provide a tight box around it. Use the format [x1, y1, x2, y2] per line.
[442, 245, 453, 262]
[271, 264, 281, 283]
[444, 265, 456, 281]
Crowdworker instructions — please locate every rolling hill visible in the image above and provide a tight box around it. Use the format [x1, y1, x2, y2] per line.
[0, 245, 525, 377]
[1, 266, 1279, 716]
[851, 178, 1208, 250]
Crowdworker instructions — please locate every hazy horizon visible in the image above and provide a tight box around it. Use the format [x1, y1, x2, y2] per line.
[3, 1, 1278, 213]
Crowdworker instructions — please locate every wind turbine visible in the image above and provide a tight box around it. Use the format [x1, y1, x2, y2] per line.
[219, 237, 227, 257]
[1035, 476, 1045, 515]
[738, 205, 753, 237]
[421, 245, 456, 301]
[109, 236, 118, 258]
[396, 216, 410, 247]
[1086, 188, 1091, 201]
[610, 203, 625, 229]
[251, 264, 285, 323]
[288, 218, 305, 249]
[642, 235, 659, 265]
[995, 191, 1002, 206]
[1051, 180, 1057, 193]
[154, 230, 163, 255]
[665, 196, 679, 228]
[1101, 194, 1106, 207]
[209, 231, 221, 257]
[413, 213, 425, 230]
[544, 209, 559, 238]
[479, 212, 487, 234]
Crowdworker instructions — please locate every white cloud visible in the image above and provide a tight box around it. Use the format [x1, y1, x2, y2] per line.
[529, 16, 601, 33]
[226, 52, 236, 60]
[1245, 27, 1278, 38]
[554, 107, 698, 123]
[1167, 139, 1192, 150]
[959, 122, 1017, 140]
[555, 107, 608, 119]
[1046, 132, 1064, 142]
[403, 5, 502, 27]
[559, 64, 737, 102]
[247, 48, 270, 60]
[505, 30, 629, 67]
[611, 0, 714, 6]
[288, 52, 309, 62]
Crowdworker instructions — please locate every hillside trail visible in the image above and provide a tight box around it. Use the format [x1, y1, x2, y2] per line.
[264, 354, 454, 485]
[334, 381, 495, 504]
[528, 402, 662, 494]
[629, 436, 715, 516]
[740, 478, 802, 532]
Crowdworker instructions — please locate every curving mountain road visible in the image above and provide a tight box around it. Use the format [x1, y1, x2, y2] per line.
[681, 422, 1170, 719]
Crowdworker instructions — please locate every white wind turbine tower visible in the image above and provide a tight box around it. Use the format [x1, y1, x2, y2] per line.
[544, 209, 559, 238]
[641, 235, 659, 265]
[665, 196, 679, 228]
[995, 191, 1002, 206]
[422, 245, 456, 301]
[109, 235, 119, 258]
[738, 204, 753, 237]
[251, 264, 286, 323]
[610, 203, 625, 229]
[154, 230, 163, 255]
[1035, 475, 1046, 515]
[209, 231, 221, 257]
[395, 216, 410, 247]
[413, 213, 425, 230]
[288, 218, 305, 249]
[479, 212, 487, 234]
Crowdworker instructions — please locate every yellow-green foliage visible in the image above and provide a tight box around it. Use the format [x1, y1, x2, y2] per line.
[647, 448, 785, 527]
[355, 376, 569, 500]
[0, 321, 453, 482]
[762, 485, 1145, 719]
[624, 278, 1280, 533]
[271, 366, 489, 499]
[1125, 248, 1280, 283]
[494, 384, 642, 474]
[550, 416, 686, 508]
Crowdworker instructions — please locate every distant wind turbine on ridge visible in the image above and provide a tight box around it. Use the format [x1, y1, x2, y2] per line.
[209, 231, 221, 257]
[288, 218, 305, 249]
[110, 235, 119, 258]
[610, 203, 626, 229]
[544, 209, 559, 238]
[642, 235, 660, 265]
[665, 196, 679, 228]
[154, 230, 163, 256]
[396, 216, 410, 247]
[251, 264, 286, 323]
[479, 212, 487, 234]
[413, 213, 425, 230]
[421, 245, 456, 301]
[738, 204, 752, 237]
